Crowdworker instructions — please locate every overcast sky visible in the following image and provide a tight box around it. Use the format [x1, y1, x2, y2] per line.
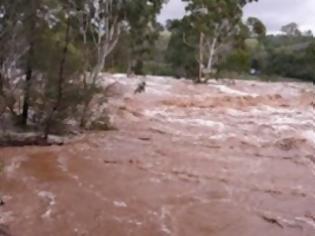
[158, 0, 315, 34]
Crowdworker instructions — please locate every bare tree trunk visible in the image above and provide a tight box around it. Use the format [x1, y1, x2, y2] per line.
[21, 0, 36, 126]
[0, 56, 4, 119]
[21, 41, 34, 126]
[79, 55, 106, 128]
[79, 73, 90, 128]
[0, 57, 3, 94]
[80, 95, 90, 128]
[127, 58, 134, 77]
[0, 23, 5, 95]
[80, 32, 121, 128]
[207, 37, 217, 74]
[44, 17, 71, 139]
[79, 1, 121, 128]
[198, 32, 204, 83]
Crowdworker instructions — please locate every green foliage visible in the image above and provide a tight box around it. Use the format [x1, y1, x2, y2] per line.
[165, 19, 199, 78]
[222, 49, 251, 73]
[259, 28, 315, 82]
[164, 0, 259, 81]
[264, 49, 315, 82]
[246, 17, 266, 38]
[143, 62, 174, 77]
[182, 0, 258, 41]
[119, 0, 165, 75]
[0, 0, 167, 135]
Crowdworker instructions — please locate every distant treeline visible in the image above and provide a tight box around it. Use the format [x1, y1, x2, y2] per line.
[108, 21, 315, 82]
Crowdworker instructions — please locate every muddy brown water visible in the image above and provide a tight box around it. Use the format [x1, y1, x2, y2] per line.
[0, 76, 315, 236]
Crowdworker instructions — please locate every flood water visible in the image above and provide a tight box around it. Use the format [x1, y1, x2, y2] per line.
[1, 75, 315, 236]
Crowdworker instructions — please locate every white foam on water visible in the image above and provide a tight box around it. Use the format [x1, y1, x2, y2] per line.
[0, 211, 13, 224]
[295, 217, 315, 229]
[57, 155, 68, 172]
[160, 207, 172, 235]
[113, 201, 128, 208]
[150, 177, 161, 183]
[112, 73, 127, 79]
[4, 156, 27, 177]
[303, 130, 315, 145]
[38, 191, 56, 219]
[210, 133, 230, 141]
[143, 108, 169, 118]
[144, 108, 225, 129]
[166, 117, 225, 130]
[113, 216, 143, 226]
[225, 108, 248, 117]
[147, 75, 174, 83]
[146, 87, 173, 96]
[210, 84, 258, 97]
[5, 161, 21, 175]
[248, 106, 315, 128]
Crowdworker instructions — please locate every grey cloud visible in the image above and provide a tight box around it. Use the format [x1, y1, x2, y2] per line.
[243, 0, 315, 33]
[159, 0, 315, 33]
[158, 0, 185, 23]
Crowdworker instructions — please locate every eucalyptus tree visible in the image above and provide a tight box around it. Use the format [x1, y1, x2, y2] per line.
[1, 0, 84, 130]
[0, 0, 168, 135]
[181, 0, 258, 82]
[246, 17, 266, 39]
[124, 0, 165, 75]
[72, 0, 166, 125]
[165, 19, 199, 78]
[281, 23, 302, 37]
[0, 0, 29, 115]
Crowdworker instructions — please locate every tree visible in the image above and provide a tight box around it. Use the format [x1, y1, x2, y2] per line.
[0, 0, 29, 117]
[4, 0, 66, 126]
[303, 30, 313, 38]
[66, 0, 125, 127]
[79, 0, 124, 83]
[281, 22, 301, 37]
[43, 1, 74, 138]
[73, 0, 166, 126]
[165, 19, 199, 78]
[171, 0, 257, 82]
[21, 0, 39, 126]
[0, 0, 170, 140]
[124, 0, 165, 75]
[246, 17, 266, 39]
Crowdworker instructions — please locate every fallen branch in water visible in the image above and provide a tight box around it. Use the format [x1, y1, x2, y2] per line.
[260, 214, 284, 229]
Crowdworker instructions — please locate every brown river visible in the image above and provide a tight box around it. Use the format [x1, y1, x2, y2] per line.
[1, 75, 315, 236]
